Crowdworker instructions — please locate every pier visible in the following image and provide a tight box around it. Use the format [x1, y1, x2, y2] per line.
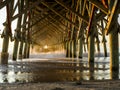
[0, 0, 120, 89]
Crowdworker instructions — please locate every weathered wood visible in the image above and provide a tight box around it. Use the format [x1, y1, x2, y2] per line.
[23, 42, 28, 58]
[88, 33, 95, 63]
[77, 0, 87, 58]
[78, 38, 83, 58]
[13, 0, 24, 61]
[48, 15, 71, 32]
[55, 0, 89, 24]
[109, 0, 119, 72]
[101, 20, 107, 57]
[41, 1, 79, 29]
[109, 30, 119, 71]
[105, 0, 118, 35]
[23, 2, 59, 30]
[0, 0, 12, 9]
[87, 0, 108, 14]
[72, 40, 77, 58]
[1, 25, 9, 64]
[1, 1, 13, 64]
[66, 41, 69, 57]
[11, 0, 42, 21]
[87, 5, 95, 63]
[18, 0, 28, 59]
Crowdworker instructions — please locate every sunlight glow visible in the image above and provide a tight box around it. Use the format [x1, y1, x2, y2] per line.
[44, 45, 48, 49]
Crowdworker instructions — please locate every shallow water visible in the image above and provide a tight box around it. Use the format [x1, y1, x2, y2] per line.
[0, 56, 120, 84]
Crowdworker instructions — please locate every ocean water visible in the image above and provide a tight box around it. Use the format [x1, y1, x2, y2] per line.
[0, 53, 119, 84]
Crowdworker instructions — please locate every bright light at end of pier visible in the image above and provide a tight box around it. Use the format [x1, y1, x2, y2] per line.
[44, 45, 48, 49]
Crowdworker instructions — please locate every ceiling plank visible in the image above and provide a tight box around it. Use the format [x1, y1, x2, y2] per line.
[55, 0, 89, 24]
[41, 1, 79, 29]
[87, 0, 108, 14]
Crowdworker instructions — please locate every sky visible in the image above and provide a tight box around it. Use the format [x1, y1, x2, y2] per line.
[0, 6, 17, 53]
[0, 6, 120, 54]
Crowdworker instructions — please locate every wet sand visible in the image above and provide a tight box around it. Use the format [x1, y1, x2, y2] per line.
[0, 80, 120, 90]
[0, 53, 119, 90]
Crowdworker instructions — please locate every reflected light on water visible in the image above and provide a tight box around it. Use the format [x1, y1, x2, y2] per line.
[0, 57, 119, 83]
[7, 71, 15, 83]
[0, 72, 4, 83]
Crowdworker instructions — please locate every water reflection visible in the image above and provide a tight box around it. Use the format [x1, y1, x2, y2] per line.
[0, 57, 119, 83]
[110, 68, 119, 80]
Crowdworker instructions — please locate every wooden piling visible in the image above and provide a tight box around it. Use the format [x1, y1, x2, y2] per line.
[68, 41, 71, 57]
[96, 38, 100, 53]
[1, 35, 9, 64]
[12, 0, 24, 61]
[1, 1, 13, 64]
[27, 43, 30, 58]
[66, 41, 69, 57]
[23, 42, 28, 58]
[108, 0, 119, 72]
[101, 20, 107, 57]
[78, 38, 83, 58]
[18, 41, 24, 59]
[13, 39, 19, 60]
[102, 38, 107, 57]
[72, 40, 77, 58]
[109, 31, 119, 71]
[69, 41, 72, 57]
[88, 35, 95, 63]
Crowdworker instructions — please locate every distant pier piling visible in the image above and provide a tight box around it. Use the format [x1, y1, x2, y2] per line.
[78, 38, 83, 58]
[1, 26, 9, 64]
[107, 0, 119, 72]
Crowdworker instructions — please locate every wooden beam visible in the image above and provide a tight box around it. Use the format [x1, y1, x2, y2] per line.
[105, 0, 118, 35]
[87, 0, 108, 14]
[55, 0, 89, 24]
[11, 0, 42, 21]
[41, 1, 79, 29]
[87, 5, 95, 37]
[48, 21, 64, 34]
[21, 14, 49, 29]
[12, 1, 18, 16]
[0, 0, 12, 9]
[48, 15, 71, 32]
[32, 20, 51, 35]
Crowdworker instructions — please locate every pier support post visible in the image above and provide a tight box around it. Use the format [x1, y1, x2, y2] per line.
[18, 0, 28, 59]
[0, 25, 9, 64]
[88, 34, 95, 63]
[12, 0, 23, 61]
[1, 41, 9, 64]
[96, 37, 100, 53]
[13, 39, 19, 60]
[23, 42, 28, 58]
[69, 40, 72, 57]
[101, 20, 107, 57]
[109, 29, 119, 71]
[102, 37, 107, 57]
[109, 29, 119, 79]
[83, 42, 86, 52]
[67, 41, 70, 57]
[87, 5, 95, 63]
[72, 40, 77, 58]
[108, 0, 119, 73]
[78, 38, 83, 58]
[18, 41, 24, 59]
[66, 41, 69, 57]
[27, 43, 30, 58]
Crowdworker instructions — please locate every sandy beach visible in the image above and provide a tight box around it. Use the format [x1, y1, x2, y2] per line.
[0, 80, 120, 90]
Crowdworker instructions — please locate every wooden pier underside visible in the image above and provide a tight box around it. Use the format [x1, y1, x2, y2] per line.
[0, 0, 119, 72]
